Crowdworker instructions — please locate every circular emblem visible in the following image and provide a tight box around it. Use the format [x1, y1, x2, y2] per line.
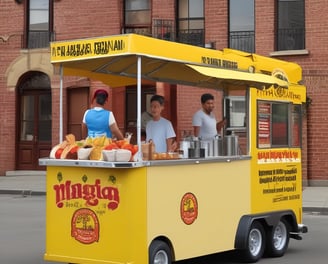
[180, 192, 198, 225]
[274, 87, 286, 97]
[71, 208, 99, 244]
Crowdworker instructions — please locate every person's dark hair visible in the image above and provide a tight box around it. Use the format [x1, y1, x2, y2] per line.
[94, 89, 108, 105]
[150, 94, 165, 105]
[201, 93, 214, 104]
[96, 93, 107, 105]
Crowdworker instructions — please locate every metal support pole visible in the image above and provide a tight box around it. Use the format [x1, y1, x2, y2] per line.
[136, 56, 142, 161]
[59, 64, 63, 142]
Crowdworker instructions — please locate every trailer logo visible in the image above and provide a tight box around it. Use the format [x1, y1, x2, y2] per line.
[71, 208, 99, 244]
[53, 179, 120, 210]
[180, 192, 198, 225]
[272, 69, 289, 83]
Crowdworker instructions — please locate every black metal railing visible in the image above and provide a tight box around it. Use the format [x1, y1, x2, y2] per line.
[229, 30, 255, 53]
[177, 29, 204, 47]
[152, 19, 175, 41]
[26, 31, 54, 49]
[124, 27, 152, 36]
[277, 28, 305, 51]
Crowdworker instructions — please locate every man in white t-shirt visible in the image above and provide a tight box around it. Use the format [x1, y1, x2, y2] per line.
[192, 93, 226, 140]
[146, 95, 176, 153]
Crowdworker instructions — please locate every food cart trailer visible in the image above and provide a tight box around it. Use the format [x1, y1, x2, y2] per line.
[40, 34, 308, 264]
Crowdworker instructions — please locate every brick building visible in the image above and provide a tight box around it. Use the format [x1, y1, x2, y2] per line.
[0, 0, 326, 186]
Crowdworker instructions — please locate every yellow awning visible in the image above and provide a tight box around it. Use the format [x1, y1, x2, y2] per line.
[186, 64, 289, 89]
[50, 34, 303, 87]
[50, 34, 305, 96]
[56, 57, 288, 90]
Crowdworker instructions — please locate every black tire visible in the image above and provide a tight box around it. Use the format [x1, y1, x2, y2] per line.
[149, 240, 172, 264]
[240, 221, 266, 263]
[265, 218, 290, 257]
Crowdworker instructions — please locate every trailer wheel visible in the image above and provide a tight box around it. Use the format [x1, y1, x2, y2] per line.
[265, 219, 290, 257]
[240, 221, 265, 263]
[149, 240, 172, 264]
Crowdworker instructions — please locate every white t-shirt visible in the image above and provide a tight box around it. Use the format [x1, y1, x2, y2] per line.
[146, 117, 176, 153]
[192, 109, 217, 139]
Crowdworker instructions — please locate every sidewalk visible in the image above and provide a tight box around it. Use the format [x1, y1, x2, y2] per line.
[0, 171, 46, 196]
[0, 171, 328, 214]
[302, 186, 328, 215]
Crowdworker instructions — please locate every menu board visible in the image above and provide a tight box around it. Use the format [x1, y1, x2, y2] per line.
[258, 102, 271, 148]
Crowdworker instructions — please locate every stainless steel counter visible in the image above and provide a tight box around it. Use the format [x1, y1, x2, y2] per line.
[39, 155, 251, 169]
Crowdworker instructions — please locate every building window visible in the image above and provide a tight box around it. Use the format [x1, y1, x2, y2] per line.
[124, 0, 151, 36]
[277, 0, 305, 51]
[225, 96, 246, 132]
[177, 0, 204, 47]
[229, 0, 255, 53]
[27, 0, 53, 49]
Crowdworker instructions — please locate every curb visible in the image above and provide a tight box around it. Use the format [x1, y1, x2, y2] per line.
[0, 189, 46, 196]
[303, 207, 328, 215]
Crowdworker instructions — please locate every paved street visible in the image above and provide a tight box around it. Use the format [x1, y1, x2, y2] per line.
[0, 194, 59, 264]
[0, 193, 327, 264]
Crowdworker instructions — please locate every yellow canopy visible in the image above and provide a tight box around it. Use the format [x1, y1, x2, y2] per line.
[186, 64, 288, 89]
[50, 34, 306, 143]
[50, 33, 301, 90]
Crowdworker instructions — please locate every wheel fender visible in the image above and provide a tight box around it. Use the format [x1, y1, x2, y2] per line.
[234, 210, 298, 249]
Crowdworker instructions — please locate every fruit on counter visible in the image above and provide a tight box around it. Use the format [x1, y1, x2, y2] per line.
[103, 142, 119, 150]
[121, 143, 138, 155]
[49, 133, 139, 161]
[89, 146, 103, 161]
[132, 144, 138, 155]
[50, 134, 79, 159]
[115, 139, 128, 148]
[65, 145, 80, 160]
[54, 148, 63, 159]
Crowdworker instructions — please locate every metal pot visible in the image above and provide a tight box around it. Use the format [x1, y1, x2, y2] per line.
[180, 140, 190, 159]
[201, 140, 213, 157]
[223, 135, 239, 156]
[187, 139, 205, 158]
[213, 136, 223, 156]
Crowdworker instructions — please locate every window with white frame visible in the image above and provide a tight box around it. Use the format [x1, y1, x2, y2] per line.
[224, 96, 246, 130]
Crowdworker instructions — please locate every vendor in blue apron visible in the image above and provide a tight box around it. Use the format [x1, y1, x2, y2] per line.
[82, 89, 124, 140]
